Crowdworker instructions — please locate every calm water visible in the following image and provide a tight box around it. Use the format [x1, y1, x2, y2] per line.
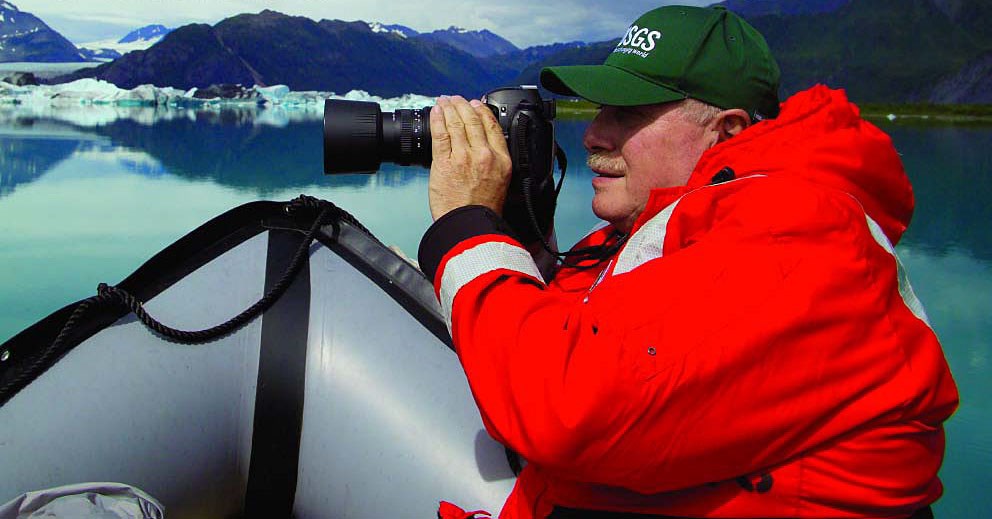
[0, 108, 989, 516]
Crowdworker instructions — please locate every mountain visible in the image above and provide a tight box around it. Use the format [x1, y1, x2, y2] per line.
[44, 1, 992, 104]
[708, 0, 851, 17]
[930, 51, 992, 103]
[929, 0, 992, 47]
[367, 22, 418, 38]
[496, 41, 589, 72]
[119, 24, 172, 44]
[413, 26, 518, 58]
[78, 47, 121, 61]
[0, 1, 84, 62]
[59, 11, 517, 97]
[77, 24, 173, 62]
[70, 22, 254, 88]
[746, 0, 988, 102]
[510, 40, 618, 93]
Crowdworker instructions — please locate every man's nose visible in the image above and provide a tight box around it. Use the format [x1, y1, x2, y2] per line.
[583, 112, 613, 153]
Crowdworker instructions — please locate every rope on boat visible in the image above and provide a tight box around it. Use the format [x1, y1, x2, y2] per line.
[0, 195, 364, 404]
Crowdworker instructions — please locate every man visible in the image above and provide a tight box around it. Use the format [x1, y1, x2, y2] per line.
[419, 5, 958, 518]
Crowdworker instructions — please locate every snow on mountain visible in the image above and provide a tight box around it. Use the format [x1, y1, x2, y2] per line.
[414, 26, 518, 57]
[119, 24, 171, 44]
[367, 22, 418, 38]
[78, 47, 120, 61]
[1, 1, 85, 62]
[0, 1, 18, 15]
[78, 24, 173, 61]
[76, 38, 140, 58]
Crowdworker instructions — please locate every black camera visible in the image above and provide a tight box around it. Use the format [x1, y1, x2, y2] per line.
[322, 86, 561, 244]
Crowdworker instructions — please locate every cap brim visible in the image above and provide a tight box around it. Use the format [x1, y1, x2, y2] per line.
[540, 64, 687, 106]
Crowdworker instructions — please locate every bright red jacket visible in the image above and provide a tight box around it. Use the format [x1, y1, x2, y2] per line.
[418, 86, 959, 518]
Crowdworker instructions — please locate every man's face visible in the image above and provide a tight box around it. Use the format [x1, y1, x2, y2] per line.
[583, 102, 715, 233]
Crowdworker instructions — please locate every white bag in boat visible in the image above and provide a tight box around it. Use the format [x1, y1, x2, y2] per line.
[0, 482, 164, 519]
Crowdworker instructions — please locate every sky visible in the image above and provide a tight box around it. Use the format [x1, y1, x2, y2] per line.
[11, 0, 714, 47]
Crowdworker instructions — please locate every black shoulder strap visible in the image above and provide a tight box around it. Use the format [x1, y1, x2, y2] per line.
[244, 228, 312, 518]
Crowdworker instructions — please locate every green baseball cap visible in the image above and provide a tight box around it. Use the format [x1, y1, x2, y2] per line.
[541, 5, 781, 120]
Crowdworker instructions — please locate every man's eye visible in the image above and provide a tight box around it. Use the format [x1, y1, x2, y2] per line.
[615, 107, 641, 123]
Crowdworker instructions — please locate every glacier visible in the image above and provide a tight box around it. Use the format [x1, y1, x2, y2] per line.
[0, 78, 438, 127]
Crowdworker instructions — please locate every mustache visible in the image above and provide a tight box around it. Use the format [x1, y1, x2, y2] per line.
[586, 152, 625, 174]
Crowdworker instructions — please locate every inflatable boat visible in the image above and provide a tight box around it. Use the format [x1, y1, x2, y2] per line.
[0, 196, 517, 517]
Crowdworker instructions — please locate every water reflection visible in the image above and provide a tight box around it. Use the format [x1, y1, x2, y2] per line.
[888, 124, 992, 262]
[1, 111, 989, 255]
[91, 116, 328, 192]
[0, 116, 107, 196]
[2, 109, 991, 265]
[900, 245, 992, 518]
[0, 137, 81, 196]
[0, 108, 426, 198]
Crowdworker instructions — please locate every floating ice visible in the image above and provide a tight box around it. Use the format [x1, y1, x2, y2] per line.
[0, 79, 438, 127]
[256, 84, 290, 101]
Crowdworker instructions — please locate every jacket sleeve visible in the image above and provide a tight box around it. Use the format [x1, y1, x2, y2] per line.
[418, 192, 956, 495]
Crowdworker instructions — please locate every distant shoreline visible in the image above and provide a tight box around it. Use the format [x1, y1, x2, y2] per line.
[859, 104, 992, 125]
[0, 62, 102, 80]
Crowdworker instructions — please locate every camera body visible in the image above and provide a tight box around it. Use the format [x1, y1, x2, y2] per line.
[323, 86, 559, 244]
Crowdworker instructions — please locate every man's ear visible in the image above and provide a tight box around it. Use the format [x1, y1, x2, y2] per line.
[713, 109, 751, 143]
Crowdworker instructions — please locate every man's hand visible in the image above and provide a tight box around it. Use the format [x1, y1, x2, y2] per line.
[429, 95, 512, 221]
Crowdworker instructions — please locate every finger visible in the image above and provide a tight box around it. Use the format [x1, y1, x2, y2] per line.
[471, 99, 509, 155]
[451, 97, 488, 149]
[440, 96, 469, 152]
[430, 96, 451, 158]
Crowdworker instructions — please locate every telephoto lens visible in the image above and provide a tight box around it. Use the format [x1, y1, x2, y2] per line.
[323, 100, 432, 174]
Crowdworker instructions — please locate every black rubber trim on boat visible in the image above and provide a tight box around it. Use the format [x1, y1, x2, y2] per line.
[244, 229, 311, 518]
[0, 199, 452, 409]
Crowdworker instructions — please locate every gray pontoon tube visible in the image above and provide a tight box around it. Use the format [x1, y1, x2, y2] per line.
[0, 198, 517, 518]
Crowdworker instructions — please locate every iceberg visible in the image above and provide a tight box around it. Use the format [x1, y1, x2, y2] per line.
[0, 79, 438, 127]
